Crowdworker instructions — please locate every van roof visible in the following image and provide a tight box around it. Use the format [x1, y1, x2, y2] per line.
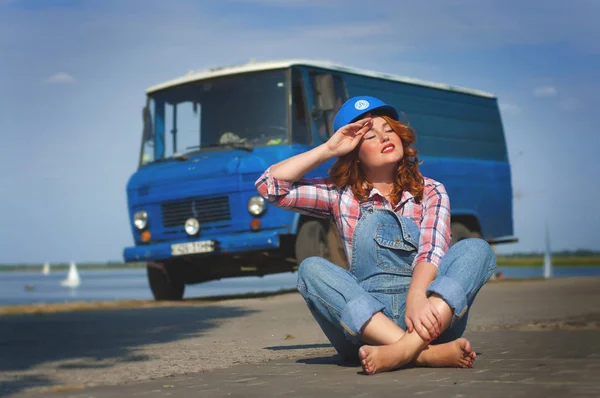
[146, 59, 496, 99]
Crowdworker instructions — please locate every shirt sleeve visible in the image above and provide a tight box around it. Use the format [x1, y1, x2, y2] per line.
[254, 167, 337, 219]
[414, 181, 451, 268]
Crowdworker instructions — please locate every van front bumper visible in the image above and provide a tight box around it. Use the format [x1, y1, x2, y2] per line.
[123, 228, 286, 262]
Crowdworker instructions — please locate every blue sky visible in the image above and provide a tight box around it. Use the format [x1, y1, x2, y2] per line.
[1, 0, 599, 264]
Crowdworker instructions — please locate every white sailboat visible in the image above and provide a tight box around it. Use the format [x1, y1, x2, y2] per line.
[42, 262, 50, 275]
[60, 261, 81, 288]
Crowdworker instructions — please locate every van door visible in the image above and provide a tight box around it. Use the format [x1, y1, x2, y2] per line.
[291, 68, 311, 145]
[308, 72, 348, 142]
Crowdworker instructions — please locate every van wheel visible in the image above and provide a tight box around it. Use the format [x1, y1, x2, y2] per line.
[326, 221, 349, 269]
[147, 264, 185, 301]
[296, 220, 348, 269]
[451, 222, 481, 246]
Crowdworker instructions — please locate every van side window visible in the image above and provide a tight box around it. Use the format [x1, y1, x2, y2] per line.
[311, 74, 347, 139]
[291, 70, 310, 144]
[329, 76, 347, 134]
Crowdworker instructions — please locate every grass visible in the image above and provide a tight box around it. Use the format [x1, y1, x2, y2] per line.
[496, 255, 600, 267]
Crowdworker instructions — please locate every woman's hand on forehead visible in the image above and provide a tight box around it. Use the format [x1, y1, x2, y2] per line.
[325, 118, 373, 157]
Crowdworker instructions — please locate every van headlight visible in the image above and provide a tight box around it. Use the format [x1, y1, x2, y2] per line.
[185, 218, 200, 236]
[247, 196, 266, 216]
[133, 210, 148, 230]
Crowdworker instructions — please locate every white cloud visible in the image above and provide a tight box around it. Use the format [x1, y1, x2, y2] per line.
[225, 0, 600, 53]
[533, 86, 557, 98]
[45, 72, 75, 84]
[499, 102, 521, 115]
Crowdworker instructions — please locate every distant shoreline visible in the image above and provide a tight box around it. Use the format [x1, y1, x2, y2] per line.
[0, 263, 147, 273]
[1, 255, 599, 272]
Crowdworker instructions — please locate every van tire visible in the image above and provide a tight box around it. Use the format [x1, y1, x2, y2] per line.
[295, 220, 328, 265]
[451, 222, 481, 246]
[147, 264, 185, 301]
[295, 221, 349, 269]
[326, 221, 349, 269]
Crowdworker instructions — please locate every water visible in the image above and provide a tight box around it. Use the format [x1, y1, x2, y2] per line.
[0, 269, 299, 306]
[1, 266, 599, 306]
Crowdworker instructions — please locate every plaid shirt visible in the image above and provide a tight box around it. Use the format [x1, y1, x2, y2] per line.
[255, 167, 451, 269]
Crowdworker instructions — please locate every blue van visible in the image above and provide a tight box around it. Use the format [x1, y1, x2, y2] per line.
[123, 60, 516, 300]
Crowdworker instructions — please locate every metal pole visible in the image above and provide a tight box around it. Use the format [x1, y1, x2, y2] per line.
[543, 222, 553, 278]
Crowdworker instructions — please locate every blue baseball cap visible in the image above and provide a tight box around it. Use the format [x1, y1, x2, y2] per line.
[333, 96, 399, 132]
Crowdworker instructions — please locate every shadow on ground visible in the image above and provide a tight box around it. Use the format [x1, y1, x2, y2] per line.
[296, 355, 360, 368]
[0, 304, 256, 396]
[264, 343, 332, 351]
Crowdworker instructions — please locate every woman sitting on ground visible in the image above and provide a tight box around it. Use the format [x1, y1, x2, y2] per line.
[255, 96, 496, 374]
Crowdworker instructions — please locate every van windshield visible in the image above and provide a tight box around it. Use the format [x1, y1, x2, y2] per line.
[140, 70, 288, 165]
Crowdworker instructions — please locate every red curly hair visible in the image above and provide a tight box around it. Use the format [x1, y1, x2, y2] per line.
[328, 114, 424, 204]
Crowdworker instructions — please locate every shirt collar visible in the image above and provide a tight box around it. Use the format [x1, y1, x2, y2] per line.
[367, 187, 414, 209]
[369, 187, 414, 207]
[399, 189, 414, 206]
[367, 187, 385, 199]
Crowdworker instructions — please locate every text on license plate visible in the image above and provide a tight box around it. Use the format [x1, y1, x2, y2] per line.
[171, 241, 215, 256]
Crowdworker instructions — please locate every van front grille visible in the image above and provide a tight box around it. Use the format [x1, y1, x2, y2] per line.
[161, 196, 231, 228]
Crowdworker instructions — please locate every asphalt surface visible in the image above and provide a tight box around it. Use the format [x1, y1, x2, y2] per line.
[1, 277, 599, 397]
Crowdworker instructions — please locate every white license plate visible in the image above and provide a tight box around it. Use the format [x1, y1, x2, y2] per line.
[171, 240, 215, 256]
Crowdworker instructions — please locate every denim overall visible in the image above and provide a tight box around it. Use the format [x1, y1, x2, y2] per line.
[297, 203, 496, 360]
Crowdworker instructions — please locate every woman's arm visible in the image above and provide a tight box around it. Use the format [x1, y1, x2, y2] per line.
[414, 181, 451, 269]
[269, 117, 373, 181]
[405, 181, 452, 341]
[255, 167, 337, 219]
[405, 261, 441, 340]
[255, 118, 373, 217]
[269, 144, 334, 181]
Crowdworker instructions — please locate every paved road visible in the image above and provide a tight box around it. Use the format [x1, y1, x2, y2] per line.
[1, 277, 599, 397]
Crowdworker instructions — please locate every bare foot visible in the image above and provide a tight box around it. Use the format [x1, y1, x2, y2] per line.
[359, 338, 476, 375]
[414, 338, 476, 369]
[358, 343, 413, 375]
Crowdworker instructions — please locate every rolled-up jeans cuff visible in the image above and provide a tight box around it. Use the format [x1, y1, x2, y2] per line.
[340, 293, 385, 341]
[427, 276, 468, 326]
